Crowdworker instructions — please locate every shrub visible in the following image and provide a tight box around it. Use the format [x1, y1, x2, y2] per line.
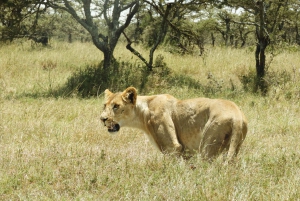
[239, 69, 257, 93]
[53, 60, 143, 98]
[52, 57, 204, 98]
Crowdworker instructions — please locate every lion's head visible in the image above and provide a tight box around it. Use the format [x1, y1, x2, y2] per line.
[100, 87, 137, 133]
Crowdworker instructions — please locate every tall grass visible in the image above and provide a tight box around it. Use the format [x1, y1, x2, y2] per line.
[0, 40, 300, 200]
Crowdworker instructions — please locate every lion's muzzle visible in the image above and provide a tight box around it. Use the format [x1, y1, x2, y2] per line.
[100, 117, 120, 132]
[107, 123, 120, 132]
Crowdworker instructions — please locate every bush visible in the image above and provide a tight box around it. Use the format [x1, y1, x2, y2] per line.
[239, 69, 257, 93]
[53, 60, 144, 98]
[52, 57, 204, 98]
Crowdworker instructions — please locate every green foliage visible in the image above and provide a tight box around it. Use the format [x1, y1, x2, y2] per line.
[239, 69, 257, 93]
[141, 19, 163, 47]
[53, 55, 204, 98]
[238, 67, 295, 98]
[266, 70, 292, 87]
[166, 73, 201, 90]
[0, 0, 51, 42]
[54, 60, 143, 98]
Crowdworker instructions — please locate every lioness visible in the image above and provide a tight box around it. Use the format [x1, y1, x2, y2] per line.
[100, 87, 247, 161]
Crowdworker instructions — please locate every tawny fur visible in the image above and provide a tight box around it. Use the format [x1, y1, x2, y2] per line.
[100, 87, 248, 161]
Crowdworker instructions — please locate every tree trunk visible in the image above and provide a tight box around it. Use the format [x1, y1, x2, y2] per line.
[296, 24, 300, 45]
[225, 18, 231, 46]
[255, 40, 268, 94]
[68, 33, 72, 43]
[103, 50, 114, 69]
[211, 32, 215, 47]
[255, 0, 269, 95]
[49, 0, 139, 71]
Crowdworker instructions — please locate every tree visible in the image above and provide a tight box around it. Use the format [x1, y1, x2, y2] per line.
[47, 0, 139, 69]
[0, 0, 48, 42]
[254, 0, 269, 94]
[288, 1, 300, 45]
[235, 11, 254, 47]
[50, 11, 90, 43]
[123, 1, 189, 71]
[124, 0, 212, 69]
[254, 0, 294, 94]
[216, 10, 234, 46]
[221, 0, 293, 94]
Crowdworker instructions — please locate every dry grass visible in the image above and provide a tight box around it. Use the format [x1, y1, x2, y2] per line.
[1, 40, 300, 200]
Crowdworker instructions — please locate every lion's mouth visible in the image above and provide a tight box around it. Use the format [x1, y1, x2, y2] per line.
[107, 124, 120, 132]
[101, 118, 121, 133]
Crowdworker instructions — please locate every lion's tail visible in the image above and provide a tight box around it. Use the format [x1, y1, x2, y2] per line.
[226, 115, 248, 162]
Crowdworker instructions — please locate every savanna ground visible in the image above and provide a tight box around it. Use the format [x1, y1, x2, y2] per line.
[0, 40, 300, 200]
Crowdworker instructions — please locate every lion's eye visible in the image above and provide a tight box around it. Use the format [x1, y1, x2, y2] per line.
[113, 104, 120, 110]
[103, 104, 106, 109]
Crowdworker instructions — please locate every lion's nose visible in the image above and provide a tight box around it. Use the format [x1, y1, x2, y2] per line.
[100, 117, 108, 123]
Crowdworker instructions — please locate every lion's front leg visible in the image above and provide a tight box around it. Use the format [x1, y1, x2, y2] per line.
[148, 113, 183, 156]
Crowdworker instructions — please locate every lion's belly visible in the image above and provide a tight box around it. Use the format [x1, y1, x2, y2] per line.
[178, 131, 202, 152]
[175, 116, 205, 152]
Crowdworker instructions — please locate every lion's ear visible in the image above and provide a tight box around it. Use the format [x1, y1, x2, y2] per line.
[104, 89, 113, 100]
[122, 87, 137, 105]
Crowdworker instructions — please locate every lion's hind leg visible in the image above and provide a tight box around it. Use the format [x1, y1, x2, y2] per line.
[199, 120, 231, 161]
[225, 119, 247, 163]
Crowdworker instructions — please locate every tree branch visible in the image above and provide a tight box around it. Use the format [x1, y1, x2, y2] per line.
[121, 1, 138, 12]
[122, 31, 152, 70]
[232, 19, 258, 27]
[103, 0, 112, 28]
[149, 3, 172, 68]
[82, 0, 93, 25]
[119, 1, 139, 32]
